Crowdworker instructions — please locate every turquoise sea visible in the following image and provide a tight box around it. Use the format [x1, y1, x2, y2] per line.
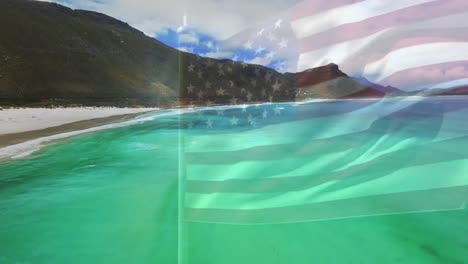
[0, 97, 467, 263]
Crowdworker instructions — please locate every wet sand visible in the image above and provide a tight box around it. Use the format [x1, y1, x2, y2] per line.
[0, 108, 157, 148]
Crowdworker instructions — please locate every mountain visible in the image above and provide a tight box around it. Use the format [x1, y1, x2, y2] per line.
[414, 85, 468, 97]
[352, 77, 406, 95]
[0, 0, 394, 107]
[292, 64, 385, 100]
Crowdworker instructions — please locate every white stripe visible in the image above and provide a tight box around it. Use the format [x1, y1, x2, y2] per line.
[364, 42, 468, 82]
[409, 11, 468, 29]
[423, 78, 468, 90]
[296, 12, 468, 73]
[297, 29, 388, 72]
[291, 0, 435, 39]
[186, 159, 468, 210]
[186, 97, 426, 182]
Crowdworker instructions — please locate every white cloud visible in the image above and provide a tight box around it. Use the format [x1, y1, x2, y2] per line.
[204, 41, 214, 49]
[41, 0, 300, 39]
[201, 50, 234, 59]
[179, 33, 199, 44]
[177, 46, 194, 53]
[246, 55, 273, 66]
[35, 0, 301, 71]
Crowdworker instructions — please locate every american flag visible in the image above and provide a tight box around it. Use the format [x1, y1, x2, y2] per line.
[178, 97, 468, 224]
[214, 0, 468, 91]
[175, 0, 468, 225]
[290, 0, 468, 91]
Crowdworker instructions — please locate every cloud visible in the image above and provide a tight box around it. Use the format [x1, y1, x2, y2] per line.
[179, 33, 199, 44]
[177, 46, 194, 53]
[201, 50, 234, 59]
[36, 0, 301, 72]
[246, 55, 273, 66]
[41, 0, 301, 40]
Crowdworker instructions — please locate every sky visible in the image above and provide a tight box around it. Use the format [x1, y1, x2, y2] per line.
[38, 0, 302, 72]
[36, 0, 468, 91]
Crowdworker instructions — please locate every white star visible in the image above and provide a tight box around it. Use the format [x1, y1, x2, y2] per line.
[262, 109, 268, 119]
[230, 116, 239, 126]
[186, 84, 195, 93]
[257, 28, 265, 36]
[197, 71, 203, 79]
[241, 104, 248, 112]
[272, 80, 281, 92]
[273, 60, 287, 72]
[227, 67, 233, 73]
[206, 119, 213, 128]
[229, 80, 234, 87]
[205, 100, 213, 106]
[274, 19, 283, 29]
[188, 63, 195, 72]
[218, 68, 225, 76]
[230, 97, 238, 105]
[197, 90, 204, 99]
[265, 72, 273, 81]
[255, 46, 265, 55]
[241, 62, 248, 68]
[205, 81, 211, 89]
[274, 106, 282, 115]
[279, 38, 288, 49]
[247, 114, 256, 126]
[240, 88, 247, 94]
[246, 92, 253, 102]
[216, 87, 226, 96]
[266, 51, 276, 59]
[217, 109, 225, 116]
[244, 40, 253, 49]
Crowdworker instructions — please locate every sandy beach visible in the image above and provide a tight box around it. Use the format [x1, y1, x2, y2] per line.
[0, 107, 158, 135]
[0, 107, 157, 155]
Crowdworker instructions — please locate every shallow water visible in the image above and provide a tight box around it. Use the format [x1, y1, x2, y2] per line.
[0, 97, 467, 263]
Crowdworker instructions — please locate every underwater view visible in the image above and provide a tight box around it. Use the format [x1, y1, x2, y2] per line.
[1, 97, 467, 264]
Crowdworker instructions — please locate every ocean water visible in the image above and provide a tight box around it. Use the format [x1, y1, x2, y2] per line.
[0, 97, 467, 264]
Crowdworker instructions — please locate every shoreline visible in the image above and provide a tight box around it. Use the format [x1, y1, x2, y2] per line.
[0, 108, 158, 161]
[0, 111, 155, 148]
[0, 95, 466, 161]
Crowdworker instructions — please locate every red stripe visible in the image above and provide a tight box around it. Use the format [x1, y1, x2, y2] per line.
[377, 60, 468, 89]
[391, 36, 466, 51]
[291, 0, 366, 20]
[297, 0, 468, 53]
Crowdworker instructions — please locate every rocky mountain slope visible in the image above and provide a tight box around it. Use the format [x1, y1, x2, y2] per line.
[0, 0, 404, 107]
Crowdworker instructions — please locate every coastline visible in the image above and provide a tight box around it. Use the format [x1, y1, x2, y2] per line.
[0, 107, 158, 160]
[0, 95, 464, 161]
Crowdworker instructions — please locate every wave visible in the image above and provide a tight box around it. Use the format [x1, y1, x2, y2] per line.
[0, 109, 193, 160]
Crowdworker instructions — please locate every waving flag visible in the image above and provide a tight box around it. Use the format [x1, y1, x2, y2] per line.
[291, 0, 468, 90]
[177, 97, 468, 224]
[172, 1, 468, 225]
